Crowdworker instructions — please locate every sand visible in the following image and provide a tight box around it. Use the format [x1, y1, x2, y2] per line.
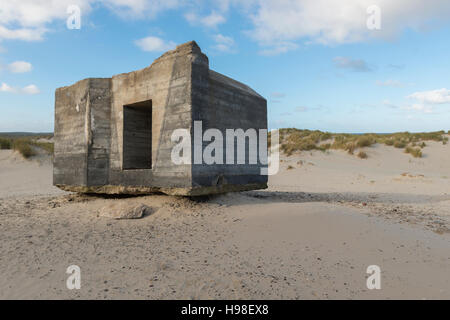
[0, 141, 449, 299]
[0, 150, 64, 199]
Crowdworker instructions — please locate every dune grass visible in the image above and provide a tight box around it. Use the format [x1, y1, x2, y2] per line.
[12, 139, 36, 158]
[30, 141, 54, 154]
[277, 129, 448, 158]
[0, 135, 54, 158]
[0, 138, 12, 149]
[405, 146, 423, 158]
[357, 151, 368, 159]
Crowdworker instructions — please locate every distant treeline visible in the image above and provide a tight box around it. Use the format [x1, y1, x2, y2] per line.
[0, 132, 53, 138]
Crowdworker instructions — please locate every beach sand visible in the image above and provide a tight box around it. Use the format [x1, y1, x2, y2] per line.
[0, 140, 449, 299]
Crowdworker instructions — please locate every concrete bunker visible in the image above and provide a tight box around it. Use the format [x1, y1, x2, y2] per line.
[53, 41, 268, 196]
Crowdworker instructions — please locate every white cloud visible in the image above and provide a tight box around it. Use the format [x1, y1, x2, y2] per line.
[0, 0, 92, 41]
[0, 25, 46, 41]
[201, 12, 226, 28]
[383, 99, 434, 114]
[0, 0, 90, 27]
[0, 82, 16, 93]
[210, 0, 259, 13]
[135, 36, 176, 52]
[259, 41, 298, 56]
[185, 11, 226, 28]
[103, 0, 183, 19]
[244, 0, 450, 54]
[4, 0, 450, 59]
[22, 84, 40, 95]
[8, 61, 32, 73]
[184, 12, 197, 24]
[384, 89, 450, 115]
[408, 104, 433, 113]
[408, 88, 450, 105]
[212, 34, 236, 53]
[333, 56, 372, 72]
[0, 83, 40, 95]
[0, 0, 182, 41]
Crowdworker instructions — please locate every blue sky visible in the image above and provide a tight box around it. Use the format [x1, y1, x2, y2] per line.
[1, 0, 449, 133]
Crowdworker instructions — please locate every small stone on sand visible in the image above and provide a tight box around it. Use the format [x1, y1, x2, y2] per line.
[99, 203, 153, 220]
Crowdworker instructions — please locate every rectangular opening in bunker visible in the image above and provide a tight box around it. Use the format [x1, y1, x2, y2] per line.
[123, 100, 152, 170]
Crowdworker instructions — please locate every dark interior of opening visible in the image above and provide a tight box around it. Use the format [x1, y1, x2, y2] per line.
[123, 100, 152, 170]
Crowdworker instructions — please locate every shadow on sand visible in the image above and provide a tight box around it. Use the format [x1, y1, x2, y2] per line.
[226, 190, 450, 206]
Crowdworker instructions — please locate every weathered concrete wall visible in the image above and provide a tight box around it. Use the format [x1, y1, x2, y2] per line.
[107, 41, 201, 189]
[191, 66, 268, 189]
[54, 41, 267, 196]
[86, 79, 112, 186]
[54, 78, 111, 187]
[54, 79, 89, 186]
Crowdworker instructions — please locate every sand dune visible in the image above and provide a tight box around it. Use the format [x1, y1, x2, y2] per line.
[0, 150, 64, 199]
[0, 142, 449, 299]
